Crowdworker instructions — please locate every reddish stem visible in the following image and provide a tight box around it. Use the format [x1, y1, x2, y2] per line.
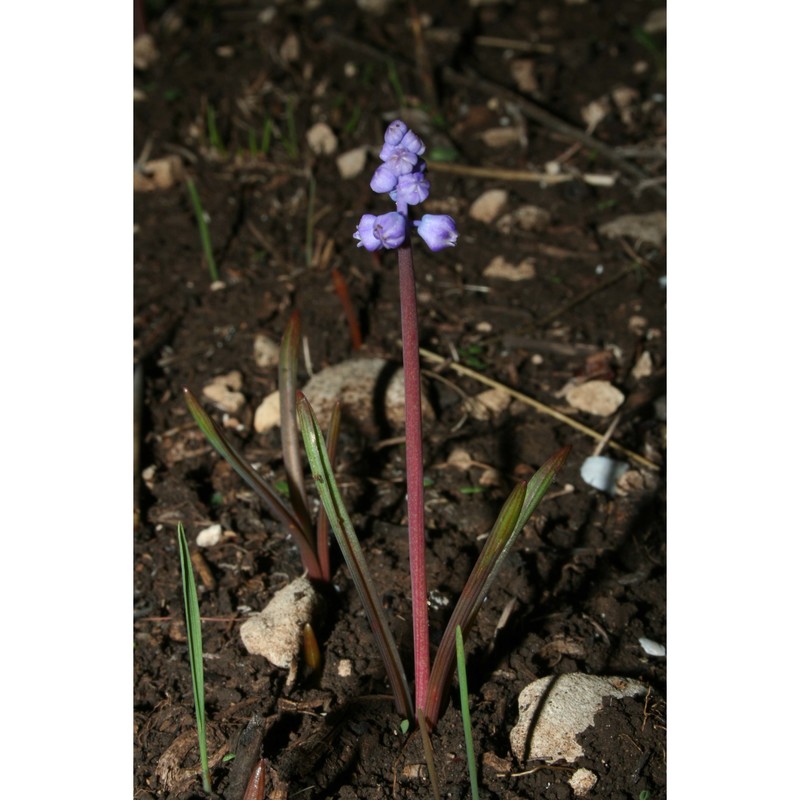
[397, 240, 430, 710]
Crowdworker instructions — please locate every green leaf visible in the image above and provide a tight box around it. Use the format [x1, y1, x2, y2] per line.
[183, 387, 322, 579]
[297, 392, 413, 719]
[425, 446, 570, 724]
[177, 522, 212, 793]
[456, 626, 480, 800]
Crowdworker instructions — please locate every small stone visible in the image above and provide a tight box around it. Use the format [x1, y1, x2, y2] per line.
[306, 122, 338, 155]
[628, 315, 648, 335]
[446, 448, 474, 471]
[196, 524, 222, 547]
[240, 576, 319, 686]
[202, 371, 246, 414]
[565, 380, 625, 416]
[639, 637, 666, 657]
[510, 674, 648, 763]
[337, 659, 353, 677]
[469, 189, 508, 223]
[253, 334, 280, 368]
[480, 126, 524, 148]
[468, 388, 512, 421]
[496, 205, 551, 233]
[631, 350, 653, 380]
[580, 455, 629, 495]
[133, 156, 184, 192]
[336, 147, 368, 179]
[569, 768, 598, 797]
[612, 85, 640, 110]
[483, 255, 536, 281]
[134, 34, 159, 70]
[599, 212, 666, 248]
[581, 97, 611, 132]
[254, 391, 280, 433]
[510, 59, 538, 94]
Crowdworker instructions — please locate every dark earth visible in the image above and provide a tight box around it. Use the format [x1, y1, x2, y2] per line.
[134, 1, 666, 797]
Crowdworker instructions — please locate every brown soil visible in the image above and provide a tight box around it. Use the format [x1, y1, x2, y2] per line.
[134, 1, 666, 798]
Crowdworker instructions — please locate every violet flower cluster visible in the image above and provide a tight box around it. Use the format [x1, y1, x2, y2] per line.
[354, 120, 458, 253]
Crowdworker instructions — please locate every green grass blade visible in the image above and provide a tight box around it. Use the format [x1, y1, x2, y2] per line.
[456, 626, 479, 800]
[425, 446, 570, 724]
[182, 387, 322, 579]
[279, 312, 313, 534]
[185, 178, 219, 282]
[177, 522, 212, 793]
[297, 392, 413, 718]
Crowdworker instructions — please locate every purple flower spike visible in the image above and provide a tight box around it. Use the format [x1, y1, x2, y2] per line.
[396, 172, 430, 206]
[374, 211, 407, 249]
[414, 214, 458, 251]
[399, 130, 425, 156]
[370, 164, 399, 194]
[354, 214, 382, 251]
[384, 119, 408, 146]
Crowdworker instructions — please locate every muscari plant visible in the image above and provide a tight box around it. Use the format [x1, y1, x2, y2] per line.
[297, 119, 569, 728]
[184, 120, 568, 738]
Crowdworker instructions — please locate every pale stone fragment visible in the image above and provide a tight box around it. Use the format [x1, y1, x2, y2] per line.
[581, 97, 611, 131]
[306, 122, 338, 155]
[336, 146, 368, 179]
[279, 32, 300, 63]
[631, 350, 653, 380]
[253, 334, 280, 368]
[133, 156, 184, 192]
[337, 659, 353, 677]
[202, 371, 246, 414]
[254, 391, 280, 433]
[240, 576, 319, 686]
[598, 211, 666, 248]
[565, 380, 624, 416]
[480, 126, 524, 148]
[469, 189, 508, 223]
[196, 524, 222, 547]
[510, 58, 538, 94]
[496, 205, 551, 233]
[468, 388, 512, 421]
[134, 34, 159, 70]
[569, 768, 598, 797]
[483, 255, 536, 281]
[510, 674, 648, 763]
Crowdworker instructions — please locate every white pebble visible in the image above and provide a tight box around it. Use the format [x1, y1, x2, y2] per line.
[639, 637, 666, 657]
[196, 523, 222, 547]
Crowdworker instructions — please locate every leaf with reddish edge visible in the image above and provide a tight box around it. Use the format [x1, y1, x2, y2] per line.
[279, 311, 314, 539]
[424, 446, 571, 726]
[182, 386, 324, 581]
[297, 392, 414, 720]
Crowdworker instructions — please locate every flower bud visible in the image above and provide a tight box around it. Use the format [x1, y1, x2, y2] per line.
[384, 146, 418, 176]
[414, 214, 458, 251]
[384, 119, 408, 146]
[374, 211, 407, 249]
[395, 172, 430, 205]
[370, 164, 398, 194]
[399, 129, 425, 155]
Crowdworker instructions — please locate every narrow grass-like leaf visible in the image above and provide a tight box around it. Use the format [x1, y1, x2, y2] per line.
[297, 392, 413, 719]
[279, 312, 313, 535]
[185, 178, 219, 282]
[183, 387, 322, 579]
[316, 401, 342, 583]
[177, 522, 212, 793]
[416, 708, 442, 800]
[456, 626, 479, 800]
[425, 446, 570, 724]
